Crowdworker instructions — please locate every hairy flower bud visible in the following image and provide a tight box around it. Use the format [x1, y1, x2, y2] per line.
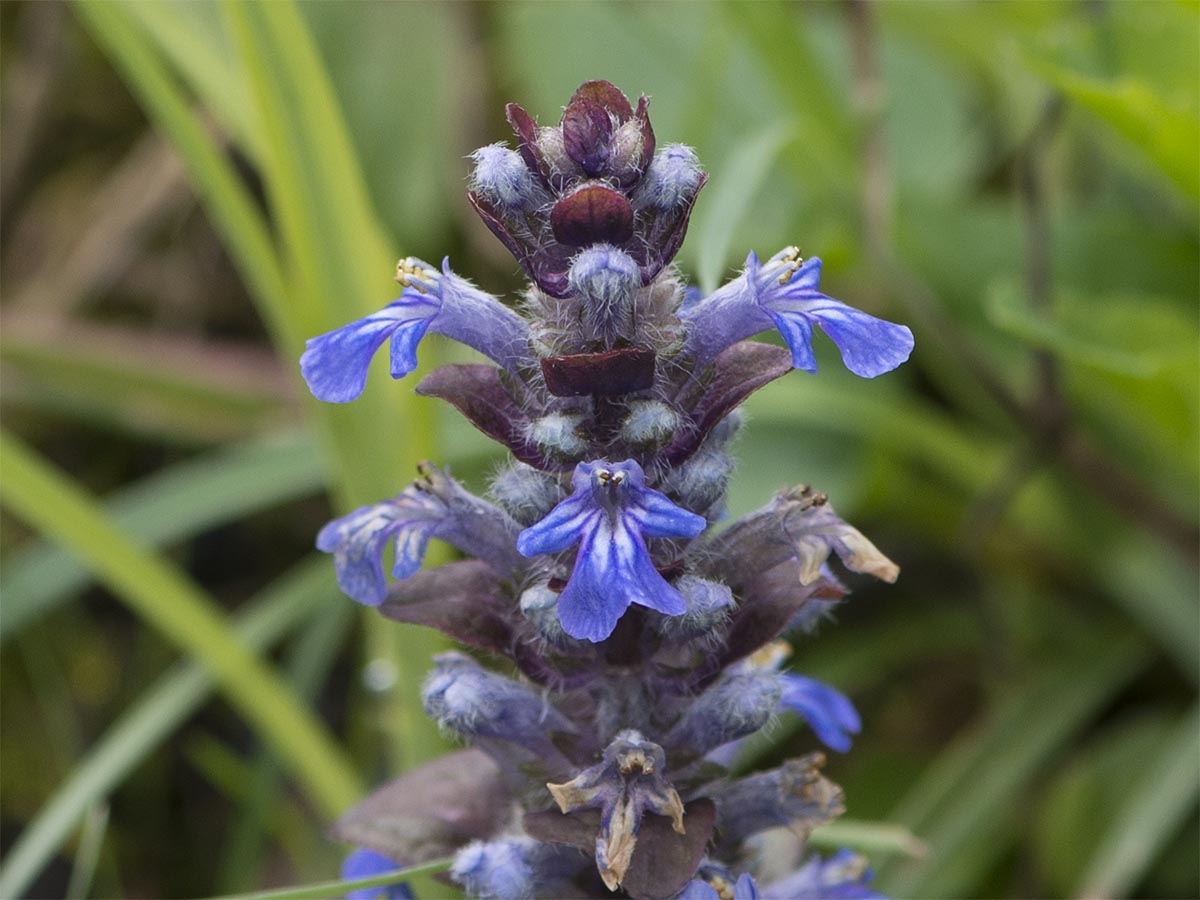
[633, 144, 704, 211]
[714, 754, 844, 846]
[490, 462, 563, 527]
[470, 143, 549, 211]
[422, 652, 574, 755]
[666, 669, 781, 759]
[527, 411, 588, 460]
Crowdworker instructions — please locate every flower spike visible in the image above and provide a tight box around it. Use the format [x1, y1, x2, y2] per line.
[517, 459, 707, 642]
[307, 80, 910, 899]
[680, 248, 914, 377]
[300, 257, 531, 403]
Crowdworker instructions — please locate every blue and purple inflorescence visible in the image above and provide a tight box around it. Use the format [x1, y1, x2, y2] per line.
[304, 80, 910, 899]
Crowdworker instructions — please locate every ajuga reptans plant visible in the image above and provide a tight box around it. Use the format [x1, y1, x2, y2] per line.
[303, 81, 913, 900]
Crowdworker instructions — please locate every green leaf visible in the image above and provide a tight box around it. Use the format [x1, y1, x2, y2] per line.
[1075, 704, 1200, 899]
[0, 556, 333, 900]
[1030, 60, 1200, 201]
[986, 282, 1198, 378]
[0, 433, 362, 819]
[0, 428, 323, 641]
[875, 629, 1150, 898]
[1033, 710, 1173, 894]
[216, 599, 356, 891]
[1093, 532, 1199, 683]
[986, 280, 1199, 509]
[81, 0, 450, 769]
[297, 2, 465, 254]
[219, 0, 448, 766]
[63, 803, 108, 900]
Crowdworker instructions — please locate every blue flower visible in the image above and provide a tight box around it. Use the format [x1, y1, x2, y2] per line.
[317, 491, 442, 606]
[301, 257, 531, 403]
[677, 881, 721, 900]
[779, 674, 862, 753]
[317, 463, 522, 606]
[341, 848, 414, 900]
[516, 459, 707, 642]
[761, 849, 884, 900]
[680, 248, 913, 378]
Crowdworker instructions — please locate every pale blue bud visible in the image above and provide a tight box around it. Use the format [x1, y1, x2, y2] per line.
[470, 143, 548, 211]
[490, 462, 563, 527]
[666, 669, 781, 758]
[634, 144, 704, 210]
[620, 399, 681, 447]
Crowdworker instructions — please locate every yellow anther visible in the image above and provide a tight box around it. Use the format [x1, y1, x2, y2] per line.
[395, 257, 435, 291]
[750, 639, 792, 670]
[777, 245, 804, 284]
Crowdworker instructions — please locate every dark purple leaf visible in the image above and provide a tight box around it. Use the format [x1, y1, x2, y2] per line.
[524, 800, 717, 900]
[541, 347, 656, 397]
[332, 750, 509, 863]
[378, 560, 516, 654]
[719, 559, 847, 669]
[562, 98, 613, 175]
[665, 341, 793, 465]
[467, 191, 576, 298]
[623, 799, 716, 900]
[523, 806, 599, 851]
[416, 364, 554, 470]
[634, 95, 656, 176]
[566, 80, 634, 122]
[505, 101, 551, 187]
[550, 185, 635, 247]
[628, 171, 707, 284]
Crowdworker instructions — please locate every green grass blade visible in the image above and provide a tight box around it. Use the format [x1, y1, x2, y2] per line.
[691, 121, 799, 293]
[1030, 60, 1200, 201]
[72, 0, 293, 349]
[0, 321, 292, 443]
[220, 0, 447, 767]
[63, 803, 108, 900]
[217, 603, 355, 891]
[0, 428, 322, 641]
[0, 556, 334, 900]
[1075, 703, 1200, 900]
[0, 433, 362, 817]
[218, 0, 432, 500]
[809, 819, 928, 860]
[118, 0, 261, 156]
[207, 857, 452, 900]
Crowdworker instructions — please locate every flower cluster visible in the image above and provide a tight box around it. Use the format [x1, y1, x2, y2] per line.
[305, 81, 911, 900]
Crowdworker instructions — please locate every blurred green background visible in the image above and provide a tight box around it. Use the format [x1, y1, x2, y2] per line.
[1, 2, 1196, 898]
